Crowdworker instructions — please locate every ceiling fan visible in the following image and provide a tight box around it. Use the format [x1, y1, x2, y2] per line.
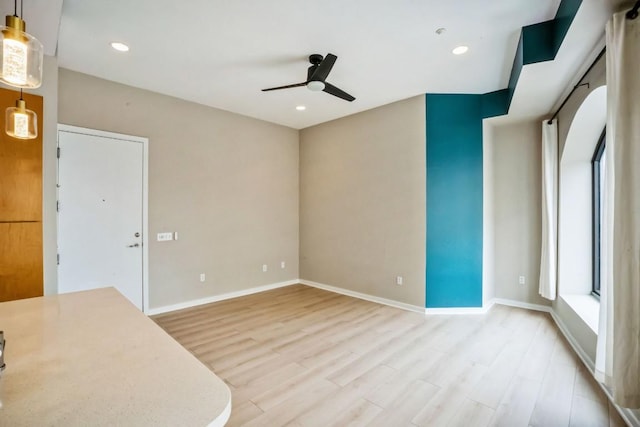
[262, 54, 355, 102]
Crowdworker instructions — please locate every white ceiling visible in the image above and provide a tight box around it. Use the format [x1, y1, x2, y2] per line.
[53, 0, 562, 129]
[9, 0, 624, 129]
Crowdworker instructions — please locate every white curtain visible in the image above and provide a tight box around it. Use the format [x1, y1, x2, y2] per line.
[595, 109, 613, 387]
[539, 120, 558, 300]
[597, 10, 640, 409]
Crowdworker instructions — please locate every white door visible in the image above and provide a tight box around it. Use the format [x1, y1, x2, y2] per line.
[57, 127, 145, 310]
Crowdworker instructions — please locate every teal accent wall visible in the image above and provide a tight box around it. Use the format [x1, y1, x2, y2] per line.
[481, 89, 510, 119]
[553, 0, 583, 52]
[522, 22, 556, 64]
[426, 94, 483, 308]
[423, 0, 583, 309]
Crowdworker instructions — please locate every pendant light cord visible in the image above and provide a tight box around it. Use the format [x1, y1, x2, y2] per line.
[19, 89, 23, 101]
[11, 0, 23, 18]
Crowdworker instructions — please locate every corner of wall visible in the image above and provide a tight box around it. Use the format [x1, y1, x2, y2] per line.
[482, 121, 496, 306]
[38, 55, 59, 296]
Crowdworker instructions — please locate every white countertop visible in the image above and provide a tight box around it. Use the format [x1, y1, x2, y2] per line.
[0, 288, 231, 426]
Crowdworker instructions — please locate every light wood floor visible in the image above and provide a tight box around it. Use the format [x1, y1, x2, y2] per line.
[153, 285, 627, 427]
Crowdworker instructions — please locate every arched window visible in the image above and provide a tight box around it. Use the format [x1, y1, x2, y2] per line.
[558, 85, 606, 297]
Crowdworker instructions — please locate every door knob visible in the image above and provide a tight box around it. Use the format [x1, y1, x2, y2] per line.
[127, 243, 140, 248]
[134, 232, 140, 237]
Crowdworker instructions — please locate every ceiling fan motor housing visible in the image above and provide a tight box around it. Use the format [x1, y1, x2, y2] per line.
[309, 54, 324, 65]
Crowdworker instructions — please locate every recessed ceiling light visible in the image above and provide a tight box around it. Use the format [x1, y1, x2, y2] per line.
[296, 105, 306, 111]
[452, 45, 469, 55]
[110, 42, 130, 52]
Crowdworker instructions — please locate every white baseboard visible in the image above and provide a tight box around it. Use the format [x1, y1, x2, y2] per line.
[301, 280, 495, 315]
[623, 408, 640, 427]
[425, 300, 494, 315]
[299, 279, 424, 313]
[492, 298, 552, 313]
[146, 279, 299, 316]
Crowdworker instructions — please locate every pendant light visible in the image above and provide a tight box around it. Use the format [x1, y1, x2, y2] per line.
[0, 0, 43, 88]
[6, 89, 36, 139]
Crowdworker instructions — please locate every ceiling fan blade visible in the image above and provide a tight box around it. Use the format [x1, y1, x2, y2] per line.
[310, 54, 337, 82]
[323, 82, 355, 102]
[262, 82, 307, 92]
[307, 64, 318, 81]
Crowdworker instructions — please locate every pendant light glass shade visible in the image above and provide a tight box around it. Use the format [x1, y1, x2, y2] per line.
[6, 98, 37, 139]
[0, 15, 43, 88]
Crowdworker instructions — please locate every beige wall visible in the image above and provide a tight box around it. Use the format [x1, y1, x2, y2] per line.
[58, 69, 299, 309]
[488, 119, 550, 307]
[299, 96, 426, 307]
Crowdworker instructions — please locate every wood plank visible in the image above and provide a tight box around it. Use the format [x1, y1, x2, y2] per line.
[447, 398, 495, 427]
[516, 318, 558, 381]
[365, 350, 445, 408]
[225, 400, 263, 426]
[574, 363, 609, 405]
[488, 376, 542, 427]
[0, 222, 43, 301]
[294, 364, 395, 426]
[368, 380, 440, 426]
[231, 361, 307, 405]
[468, 347, 526, 409]
[243, 379, 339, 427]
[250, 351, 359, 411]
[569, 394, 609, 427]
[325, 398, 383, 427]
[529, 360, 577, 427]
[412, 361, 487, 426]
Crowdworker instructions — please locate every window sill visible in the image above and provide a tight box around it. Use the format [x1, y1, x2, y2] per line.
[560, 294, 600, 335]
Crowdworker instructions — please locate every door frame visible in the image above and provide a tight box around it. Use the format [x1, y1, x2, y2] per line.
[56, 124, 150, 313]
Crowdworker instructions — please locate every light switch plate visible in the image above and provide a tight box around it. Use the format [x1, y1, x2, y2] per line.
[157, 232, 173, 242]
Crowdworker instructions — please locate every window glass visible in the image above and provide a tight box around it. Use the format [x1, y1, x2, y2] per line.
[592, 130, 606, 297]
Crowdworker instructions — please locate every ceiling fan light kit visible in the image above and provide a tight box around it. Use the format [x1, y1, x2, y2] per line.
[262, 53, 355, 102]
[1, 0, 42, 140]
[306, 80, 325, 92]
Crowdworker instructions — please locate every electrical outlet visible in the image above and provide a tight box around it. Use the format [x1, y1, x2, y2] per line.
[200, 273, 206, 282]
[262, 264, 268, 272]
[281, 261, 286, 269]
[396, 276, 403, 286]
[519, 275, 526, 285]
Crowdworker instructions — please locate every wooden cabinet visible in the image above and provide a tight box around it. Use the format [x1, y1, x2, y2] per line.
[0, 88, 44, 302]
[0, 222, 43, 301]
